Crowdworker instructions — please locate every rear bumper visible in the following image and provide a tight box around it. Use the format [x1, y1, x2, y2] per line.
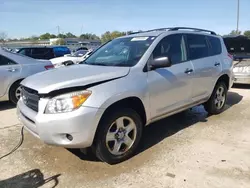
[17, 98, 104, 148]
[234, 75, 250, 84]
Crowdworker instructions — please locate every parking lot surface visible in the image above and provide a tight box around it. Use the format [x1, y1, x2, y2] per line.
[0, 86, 250, 188]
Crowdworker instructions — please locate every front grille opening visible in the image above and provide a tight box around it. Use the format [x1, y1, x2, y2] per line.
[22, 86, 39, 112]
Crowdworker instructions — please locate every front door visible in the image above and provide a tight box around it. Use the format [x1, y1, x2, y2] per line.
[147, 34, 194, 119]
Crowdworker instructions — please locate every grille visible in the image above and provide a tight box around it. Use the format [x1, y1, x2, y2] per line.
[22, 86, 39, 112]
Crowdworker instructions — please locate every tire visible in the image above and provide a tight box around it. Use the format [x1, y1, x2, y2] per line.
[93, 108, 143, 164]
[63, 61, 74, 66]
[204, 81, 228, 115]
[9, 81, 22, 104]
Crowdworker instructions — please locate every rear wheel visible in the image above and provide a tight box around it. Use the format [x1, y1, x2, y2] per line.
[204, 81, 228, 115]
[93, 108, 143, 164]
[9, 81, 22, 104]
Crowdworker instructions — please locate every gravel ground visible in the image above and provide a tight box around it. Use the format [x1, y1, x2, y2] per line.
[0, 86, 250, 188]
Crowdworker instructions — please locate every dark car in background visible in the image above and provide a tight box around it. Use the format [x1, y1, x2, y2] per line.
[17, 46, 71, 60]
[223, 35, 250, 84]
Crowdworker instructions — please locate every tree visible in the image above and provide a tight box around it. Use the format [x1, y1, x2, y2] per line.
[101, 31, 126, 43]
[244, 30, 250, 38]
[0, 32, 8, 44]
[39, 33, 52, 40]
[229, 30, 242, 35]
[57, 33, 66, 38]
[80, 33, 100, 40]
[65, 32, 76, 38]
[50, 34, 57, 38]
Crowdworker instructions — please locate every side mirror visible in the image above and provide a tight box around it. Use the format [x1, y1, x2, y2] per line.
[150, 56, 171, 70]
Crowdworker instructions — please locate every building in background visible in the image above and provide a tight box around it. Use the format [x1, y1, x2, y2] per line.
[2, 38, 101, 51]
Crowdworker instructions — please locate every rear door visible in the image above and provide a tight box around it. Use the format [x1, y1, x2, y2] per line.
[0, 55, 21, 97]
[186, 34, 221, 101]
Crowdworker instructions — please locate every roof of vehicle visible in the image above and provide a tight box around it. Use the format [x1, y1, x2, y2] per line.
[121, 27, 218, 38]
[18, 46, 70, 49]
[0, 47, 50, 64]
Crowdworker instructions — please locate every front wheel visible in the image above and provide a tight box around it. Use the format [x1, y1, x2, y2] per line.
[93, 108, 143, 164]
[204, 81, 228, 115]
[9, 81, 22, 104]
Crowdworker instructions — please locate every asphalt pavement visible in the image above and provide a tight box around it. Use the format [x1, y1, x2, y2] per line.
[0, 86, 250, 188]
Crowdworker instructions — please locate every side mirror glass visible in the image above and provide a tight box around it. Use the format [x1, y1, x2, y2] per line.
[150, 56, 171, 70]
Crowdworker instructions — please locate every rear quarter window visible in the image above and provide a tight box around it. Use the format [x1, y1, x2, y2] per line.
[207, 36, 222, 56]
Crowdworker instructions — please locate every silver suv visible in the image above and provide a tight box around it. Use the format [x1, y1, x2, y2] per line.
[17, 27, 234, 164]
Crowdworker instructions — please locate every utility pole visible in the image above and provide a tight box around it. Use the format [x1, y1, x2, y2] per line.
[236, 0, 240, 33]
[57, 26, 60, 36]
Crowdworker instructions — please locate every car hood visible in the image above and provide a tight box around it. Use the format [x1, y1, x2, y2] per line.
[21, 64, 130, 94]
[50, 56, 79, 65]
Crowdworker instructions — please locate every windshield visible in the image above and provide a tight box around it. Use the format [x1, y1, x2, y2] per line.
[72, 50, 88, 57]
[84, 36, 155, 67]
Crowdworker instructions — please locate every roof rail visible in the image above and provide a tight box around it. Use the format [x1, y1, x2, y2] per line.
[129, 27, 217, 35]
[169, 27, 216, 35]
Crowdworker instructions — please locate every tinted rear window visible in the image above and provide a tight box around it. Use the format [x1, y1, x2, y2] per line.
[208, 36, 222, 55]
[224, 36, 250, 58]
[186, 34, 209, 60]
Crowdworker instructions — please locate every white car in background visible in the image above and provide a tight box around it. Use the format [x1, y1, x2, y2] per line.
[50, 50, 93, 68]
[0, 47, 54, 104]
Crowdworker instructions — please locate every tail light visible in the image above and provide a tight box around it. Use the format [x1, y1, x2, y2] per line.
[228, 53, 233, 60]
[45, 65, 54, 70]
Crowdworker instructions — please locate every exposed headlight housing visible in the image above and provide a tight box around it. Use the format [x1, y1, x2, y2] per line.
[45, 90, 91, 114]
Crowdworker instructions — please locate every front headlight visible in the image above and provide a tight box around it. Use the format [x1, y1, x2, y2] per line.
[45, 90, 91, 114]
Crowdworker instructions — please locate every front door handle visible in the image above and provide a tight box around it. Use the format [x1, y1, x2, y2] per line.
[214, 62, 220, 67]
[184, 68, 193, 74]
[7, 68, 17, 72]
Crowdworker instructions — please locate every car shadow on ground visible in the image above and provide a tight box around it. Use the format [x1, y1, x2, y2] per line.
[67, 91, 243, 162]
[0, 101, 16, 111]
[0, 169, 60, 188]
[232, 84, 250, 89]
[137, 91, 243, 155]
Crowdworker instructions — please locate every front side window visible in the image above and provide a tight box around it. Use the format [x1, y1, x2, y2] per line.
[0, 55, 16, 66]
[153, 34, 187, 65]
[186, 34, 209, 60]
[84, 36, 155, 67]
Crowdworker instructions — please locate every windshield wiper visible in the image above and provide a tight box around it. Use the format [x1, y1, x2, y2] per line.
[85, 62, 109, 66]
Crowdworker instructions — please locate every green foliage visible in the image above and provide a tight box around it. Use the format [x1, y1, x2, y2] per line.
[244, 30, 250, 38]
[101, 31, 126, 43]
[80, 33, 100, 40]
[229, 30, 242, 35]
[65, 32, 76, 38]
[39, 33, 52, 40]
[57, 34, 66, 38]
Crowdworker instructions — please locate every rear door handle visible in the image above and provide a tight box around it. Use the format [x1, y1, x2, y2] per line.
[214, 62, 220, 67]
[184, 68, 193, 74]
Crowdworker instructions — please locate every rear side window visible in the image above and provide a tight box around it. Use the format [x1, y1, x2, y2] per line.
[31, 48, 54, 59]
[0, 55, 17, 66]
[186, 34, 209, 60]
[208, 36, 222, 55]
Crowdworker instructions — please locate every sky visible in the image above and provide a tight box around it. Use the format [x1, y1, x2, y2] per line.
[0, 0, 249, 38]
